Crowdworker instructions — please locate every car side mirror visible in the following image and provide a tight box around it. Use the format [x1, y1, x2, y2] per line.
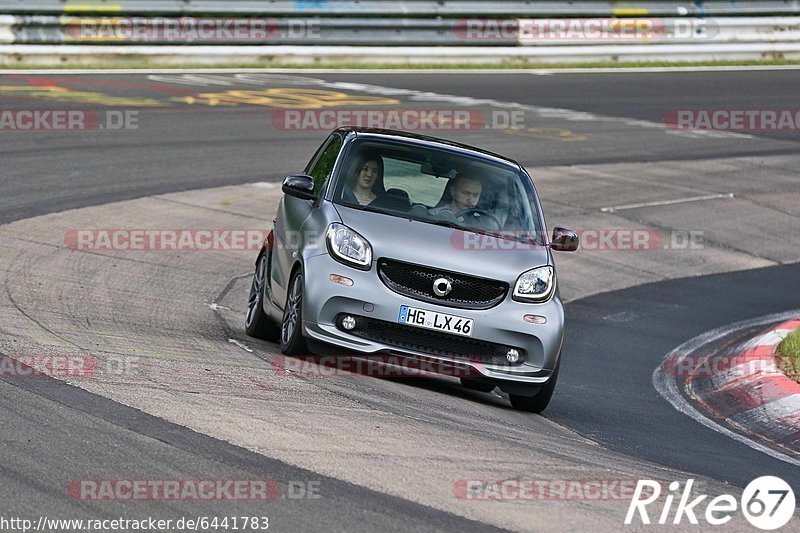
[282, 174, 317, 200]
[550, 226, 579, 252]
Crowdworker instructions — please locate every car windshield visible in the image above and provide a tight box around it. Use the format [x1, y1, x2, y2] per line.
[332, 138, 544, 244]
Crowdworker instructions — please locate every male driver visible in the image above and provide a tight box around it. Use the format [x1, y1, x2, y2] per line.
[431, 174, 482, 218]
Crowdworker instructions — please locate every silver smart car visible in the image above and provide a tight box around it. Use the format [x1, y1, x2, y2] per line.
[245, 127, 578, 412]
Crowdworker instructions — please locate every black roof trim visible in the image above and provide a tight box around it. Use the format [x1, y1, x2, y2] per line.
[332, 127, 522, 169]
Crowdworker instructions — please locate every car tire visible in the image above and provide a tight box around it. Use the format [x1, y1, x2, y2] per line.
[508, 359, 559, 413]
[460, 378, 496, 393]
[244, 254, 280, 341]
[280, 270, 308, 355]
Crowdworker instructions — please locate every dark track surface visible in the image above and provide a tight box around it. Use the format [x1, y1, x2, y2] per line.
[320, 70, 800, 143]
[2, 69, 799, 224]
[551, 263, 800, 492]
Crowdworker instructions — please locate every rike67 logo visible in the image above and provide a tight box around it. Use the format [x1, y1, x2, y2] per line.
[625, 477, 795, 530]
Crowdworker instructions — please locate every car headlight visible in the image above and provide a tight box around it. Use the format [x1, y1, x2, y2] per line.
[513, 266, 555, 302]
[326, 223, 372, 270]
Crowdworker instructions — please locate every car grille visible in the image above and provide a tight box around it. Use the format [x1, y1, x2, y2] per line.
[338, 315, 525, 365]
[377, 258, 508, 310]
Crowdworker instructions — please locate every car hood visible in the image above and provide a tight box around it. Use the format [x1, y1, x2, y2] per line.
[334, 205, 551, 283]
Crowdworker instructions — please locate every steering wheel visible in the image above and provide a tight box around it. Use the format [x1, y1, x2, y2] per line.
[459, 208, 503, 231]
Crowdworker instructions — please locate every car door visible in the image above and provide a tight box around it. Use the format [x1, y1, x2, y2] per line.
[270, 132, 344, 307]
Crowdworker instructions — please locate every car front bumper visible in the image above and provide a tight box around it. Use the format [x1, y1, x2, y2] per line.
[300, 253, 565, 386]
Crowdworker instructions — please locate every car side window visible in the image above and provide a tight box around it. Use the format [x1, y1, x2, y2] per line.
[306, 134, 344, 195]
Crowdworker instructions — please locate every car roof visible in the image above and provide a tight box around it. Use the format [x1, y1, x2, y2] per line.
[333, 127, 522, 170]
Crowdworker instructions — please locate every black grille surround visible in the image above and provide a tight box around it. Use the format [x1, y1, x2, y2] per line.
[377, 258, 508, 310]
[337, 314, 526, 366]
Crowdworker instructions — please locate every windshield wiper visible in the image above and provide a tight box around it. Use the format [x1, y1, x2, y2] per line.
[343, 205, 543, 245]
[435, 224, 544, 246]
[425, 219, 461, 230]
[341, 203, 385, 215]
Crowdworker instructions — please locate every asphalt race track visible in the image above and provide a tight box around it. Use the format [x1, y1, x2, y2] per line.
[1, 69, 799, 531]
[4, 69, 800, 223]
[554, 263, 800, 489]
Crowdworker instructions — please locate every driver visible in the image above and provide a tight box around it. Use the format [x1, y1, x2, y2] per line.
[430, 174, 482, 219]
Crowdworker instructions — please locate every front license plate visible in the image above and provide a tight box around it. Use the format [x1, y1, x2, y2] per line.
[397, 305, 474, 337]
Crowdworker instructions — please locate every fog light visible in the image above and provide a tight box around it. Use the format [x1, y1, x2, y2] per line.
[506, 349, 520, 364]
[341, 315, 356, 330]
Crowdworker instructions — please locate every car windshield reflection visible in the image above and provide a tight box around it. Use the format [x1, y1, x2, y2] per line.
[332, 138, 544, 244]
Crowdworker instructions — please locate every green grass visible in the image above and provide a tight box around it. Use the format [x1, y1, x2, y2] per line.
[2, 58, 800, 70]
[776, 328, 800, 384]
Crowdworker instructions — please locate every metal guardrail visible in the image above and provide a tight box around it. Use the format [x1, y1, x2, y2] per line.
[5, 16, 800, 46]
[0, 1, 799, 17]
[0, 14, 13, 43]
[1, 2, 799, 63]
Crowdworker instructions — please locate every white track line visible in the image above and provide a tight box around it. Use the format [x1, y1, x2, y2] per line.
[311, 79, 749, 140]
[601, 193, 734, 213]
[228, 338, 254, 353]
[652, 309, 800, 468]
